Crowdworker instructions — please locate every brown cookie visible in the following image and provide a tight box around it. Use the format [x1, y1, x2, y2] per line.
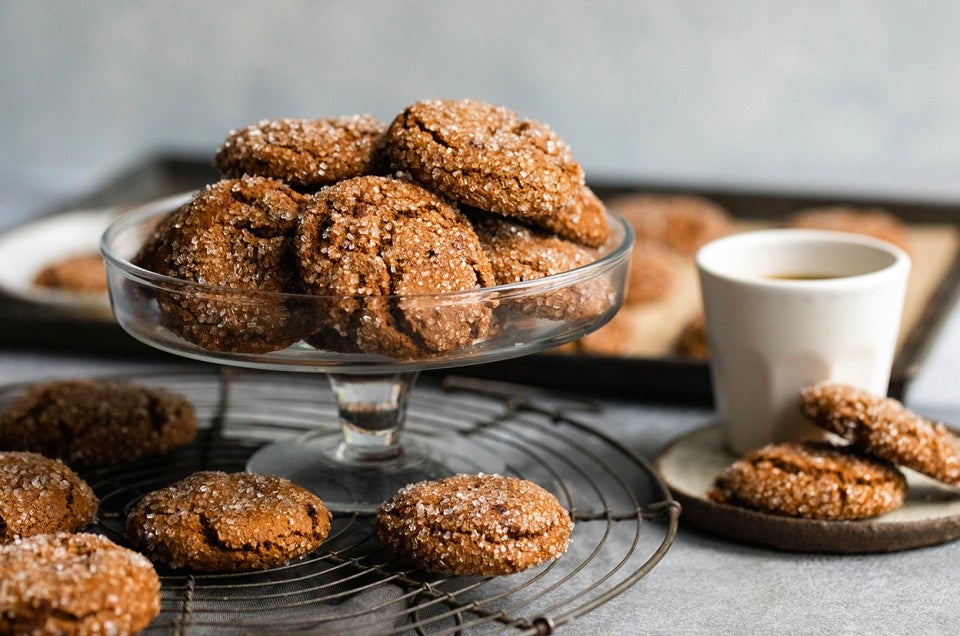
[785, 206, 909, 251]
[384, 99, 584, 220]
[625, 242, 682, 304]
[607, 193, 732, 255]
[126, 471, 331, 572]
[527, 186, 611, 248]
[709, 442, 907, 520]
[0, 532, 160, 635]
[0, 452, 98, 543]
[377, 473, 574, 576]
[139, 176, 310, 353]
[799, 382, 960, 485]
[0, 379, 197, 468]
[298, 176, 496, 358]
[467, 209, 607, 322]
[32, 253, 107, 293]
[575, 308, 639, 355]
[674, 312, 708, 358]
[215, 115, 388, 190]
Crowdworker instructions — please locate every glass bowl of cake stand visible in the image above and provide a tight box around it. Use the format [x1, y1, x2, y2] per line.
[102, 193, 633, 513]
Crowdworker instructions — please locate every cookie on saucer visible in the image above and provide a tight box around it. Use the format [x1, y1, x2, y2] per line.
[800, 382, 960, 486]
[710, 442, 907, 520]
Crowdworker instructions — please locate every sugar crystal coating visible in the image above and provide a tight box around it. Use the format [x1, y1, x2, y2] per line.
[0, 532, 160, 635]
[135, 101, 621, 361]
[215, 115, 388, 190]
[800, 382, 960, 485]
[0, 452, 98, 543]
[377, 473, 574, 576]
[298, 175, 496, 358]
[526, 186, 610, 247]
[710, 442, 907, 520]
[384, 99, 584, 221]
[467, 209, 609, 322]
[137, 175, 311, 353]
[126, 471, 332, 572]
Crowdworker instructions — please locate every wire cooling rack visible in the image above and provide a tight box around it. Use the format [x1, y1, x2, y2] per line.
[6, 369, 679, 634]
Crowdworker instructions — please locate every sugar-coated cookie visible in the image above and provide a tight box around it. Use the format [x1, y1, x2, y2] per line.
[800, 382, 960, 486]
[467, 209, 607, 321]
[126, 471, 331, 572]
[33, 253, 107, 293]
[527, 186, 611, 248]
[377, 473, 573, 576]
[710, 442, 907, 520]
[215, 115, 388, 190]
[384, 99, 584, 221]
[137, 175, 310, 353]
[607, 193, 732, 255]
[0, 451, 97, 543]
[0, 533, 160, 635]
[298, 175, 495, 358]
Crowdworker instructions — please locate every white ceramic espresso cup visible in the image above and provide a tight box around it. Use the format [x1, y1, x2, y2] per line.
[697, 229, 911, 455]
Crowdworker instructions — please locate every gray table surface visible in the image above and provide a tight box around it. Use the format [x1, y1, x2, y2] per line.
[3, 171, 960, 634]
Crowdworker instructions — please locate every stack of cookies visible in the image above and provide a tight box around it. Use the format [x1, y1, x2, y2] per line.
[136, 99, 615, 358]
[709, 382, 960, 521]
[0, 376, 204, 635]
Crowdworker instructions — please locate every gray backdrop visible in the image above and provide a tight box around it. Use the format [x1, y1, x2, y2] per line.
[2, 0, 959, 215]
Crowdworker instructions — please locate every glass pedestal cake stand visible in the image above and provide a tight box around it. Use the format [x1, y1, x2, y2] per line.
[102, 193, 633, 512]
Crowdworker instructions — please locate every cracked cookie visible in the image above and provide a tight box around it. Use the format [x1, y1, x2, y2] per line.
[377, 473, 574, 576]
[0, 532, 160, 635]
[800, 382, 960, 486]
[137, 175, 310, 353]
[529, 185, 610, 248]
[709, 442, 907, 520]
[126, 471, 332, 572]
[0, 379, 196, 468]
[298, 175, 496, 358]
[0, 452, 98, 543]
[467, 209, 608, 321]
[215, 116, 388, 191]
[383, 99, 584, 223]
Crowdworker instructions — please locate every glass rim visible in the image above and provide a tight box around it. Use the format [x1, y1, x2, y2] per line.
[696, 227, 910, 288]
[100, 190, 635, 303]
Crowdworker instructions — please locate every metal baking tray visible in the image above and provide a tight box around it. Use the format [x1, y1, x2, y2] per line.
[1, 153, 957, 404]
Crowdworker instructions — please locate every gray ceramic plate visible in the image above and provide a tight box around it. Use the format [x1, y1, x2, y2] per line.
[655, 424, 960, 553]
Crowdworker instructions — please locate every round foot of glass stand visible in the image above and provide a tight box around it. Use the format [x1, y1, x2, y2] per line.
[247, 430, 504, 513]
[246, 372, 504, 513]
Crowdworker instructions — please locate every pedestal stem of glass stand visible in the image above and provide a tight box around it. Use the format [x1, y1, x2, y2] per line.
[327, 371, 419, 462]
